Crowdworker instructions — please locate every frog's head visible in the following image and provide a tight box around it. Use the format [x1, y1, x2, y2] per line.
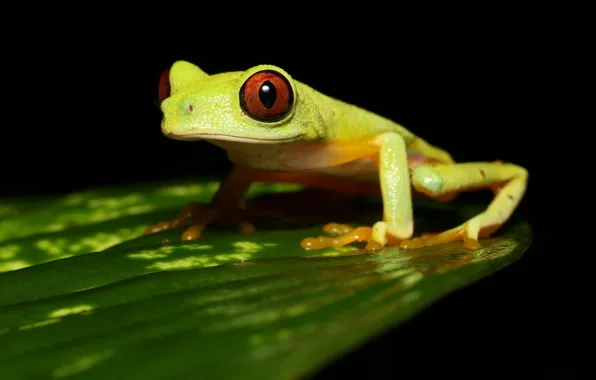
[157, 61, 323, 144]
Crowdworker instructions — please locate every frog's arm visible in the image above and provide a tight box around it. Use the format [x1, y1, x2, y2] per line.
[296, 131, 413, 250]
[145, 166, 256, 239]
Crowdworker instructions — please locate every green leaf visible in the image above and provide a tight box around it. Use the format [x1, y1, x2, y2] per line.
[0, 180, 531, 379]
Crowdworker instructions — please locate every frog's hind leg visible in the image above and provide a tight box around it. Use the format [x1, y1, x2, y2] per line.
[401, 161, 528, 249]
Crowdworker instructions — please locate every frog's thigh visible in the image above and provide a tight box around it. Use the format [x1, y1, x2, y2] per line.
[369, 132, 414, 246]
[405, 162, 528, 248]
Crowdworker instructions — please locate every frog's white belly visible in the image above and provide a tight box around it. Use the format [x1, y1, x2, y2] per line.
[307, 158, 379, 181]
[307, 152, 427, 181]
[212, 140, 425, 182]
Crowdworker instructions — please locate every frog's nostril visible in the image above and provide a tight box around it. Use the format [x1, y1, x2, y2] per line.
[187, 104, 195, 112]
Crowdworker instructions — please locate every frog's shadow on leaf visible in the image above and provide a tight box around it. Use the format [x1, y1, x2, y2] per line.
[109, 189, 517, 256]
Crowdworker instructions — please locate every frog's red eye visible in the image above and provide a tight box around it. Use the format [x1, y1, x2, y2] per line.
[240, 70, 294, 122]
[158, 68, 170, 105]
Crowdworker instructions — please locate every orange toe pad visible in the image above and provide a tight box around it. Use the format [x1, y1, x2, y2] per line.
[399, 229, 483, 249]
[302, 223, 485, 251]
[301, 223, 384, 251]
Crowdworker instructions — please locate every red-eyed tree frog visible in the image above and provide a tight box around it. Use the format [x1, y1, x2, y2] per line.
[145, 61, 528, 251]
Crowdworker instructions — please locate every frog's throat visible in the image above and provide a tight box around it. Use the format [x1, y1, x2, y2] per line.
[166, 133, 305, 144]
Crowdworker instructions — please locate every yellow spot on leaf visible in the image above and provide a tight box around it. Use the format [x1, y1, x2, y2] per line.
[146, 250, 252, 271]
[402, 290, 422, 303]
[249, 334, 264, 346]
[36, 238, 68, 256]
[49, 305, 94, 318]
[47, 224, 67, 232]
[87, 193, 143, 209]
[37, 227, 145, 258]
[19, 318, 61, 331]
[233, 241, 263, 254]
[192, 245, 213, 250]
[0, 260, 29, 272]
[0, 244, 20, 259]
[77, 230, 142, 252]
[285, 305, 308, 317]
[277, 329, 293, 340]
[52, 350, 114, 379]
[125, 205, 154, 214]
[128, 252, 168, 260]
[214, 253, 252, 262]
[90, 210, 121, 221]
[147, 257, 213, 270]
[157, 184, 206, 197]
[62, 192, 94, 206]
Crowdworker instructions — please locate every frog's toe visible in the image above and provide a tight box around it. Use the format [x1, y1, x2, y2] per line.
[144, 221, 175, 235]
[144, 201, 202, 236]
[400, 228, 460, 249]
[301, 223, 384, 251]
[399, 224, 484, 249]
[181, 225, 205, 241]
[214, 207, 256, 234]
[144, 213, 188, 235]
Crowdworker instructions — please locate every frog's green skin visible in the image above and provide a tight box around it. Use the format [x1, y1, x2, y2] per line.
[151, 61, 529, 250]
[162, 62, 448, 155]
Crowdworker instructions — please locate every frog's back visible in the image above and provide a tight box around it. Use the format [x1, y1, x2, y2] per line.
[296, 82, 454, 164]
[296, 82, 414, 142]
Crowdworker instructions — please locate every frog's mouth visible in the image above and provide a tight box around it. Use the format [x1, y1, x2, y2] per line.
[166, 133, 304, 144]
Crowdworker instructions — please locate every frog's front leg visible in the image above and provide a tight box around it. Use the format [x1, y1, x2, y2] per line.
[301, 132, 414, 250]
[401, 161, 528, 249]
[145, 165, 256, 240]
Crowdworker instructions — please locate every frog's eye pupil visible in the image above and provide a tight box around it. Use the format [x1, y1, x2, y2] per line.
[259, 81, 276, 109]
[240, 70, 294, 122]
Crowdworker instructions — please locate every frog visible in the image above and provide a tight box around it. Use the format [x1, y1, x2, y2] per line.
[145, 60, 528, 251]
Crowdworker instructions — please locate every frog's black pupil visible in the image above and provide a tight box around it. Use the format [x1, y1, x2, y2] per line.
[258, 80, 276, 109]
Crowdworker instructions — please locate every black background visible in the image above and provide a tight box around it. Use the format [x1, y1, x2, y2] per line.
[0, 16, 590, 378]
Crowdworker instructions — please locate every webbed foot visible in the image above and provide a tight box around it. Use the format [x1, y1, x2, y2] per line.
[301, 219, 492, 251]
[301, 222, 402, 251]
[398, 227, 478, 249]
[399, 218, 497, 250]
